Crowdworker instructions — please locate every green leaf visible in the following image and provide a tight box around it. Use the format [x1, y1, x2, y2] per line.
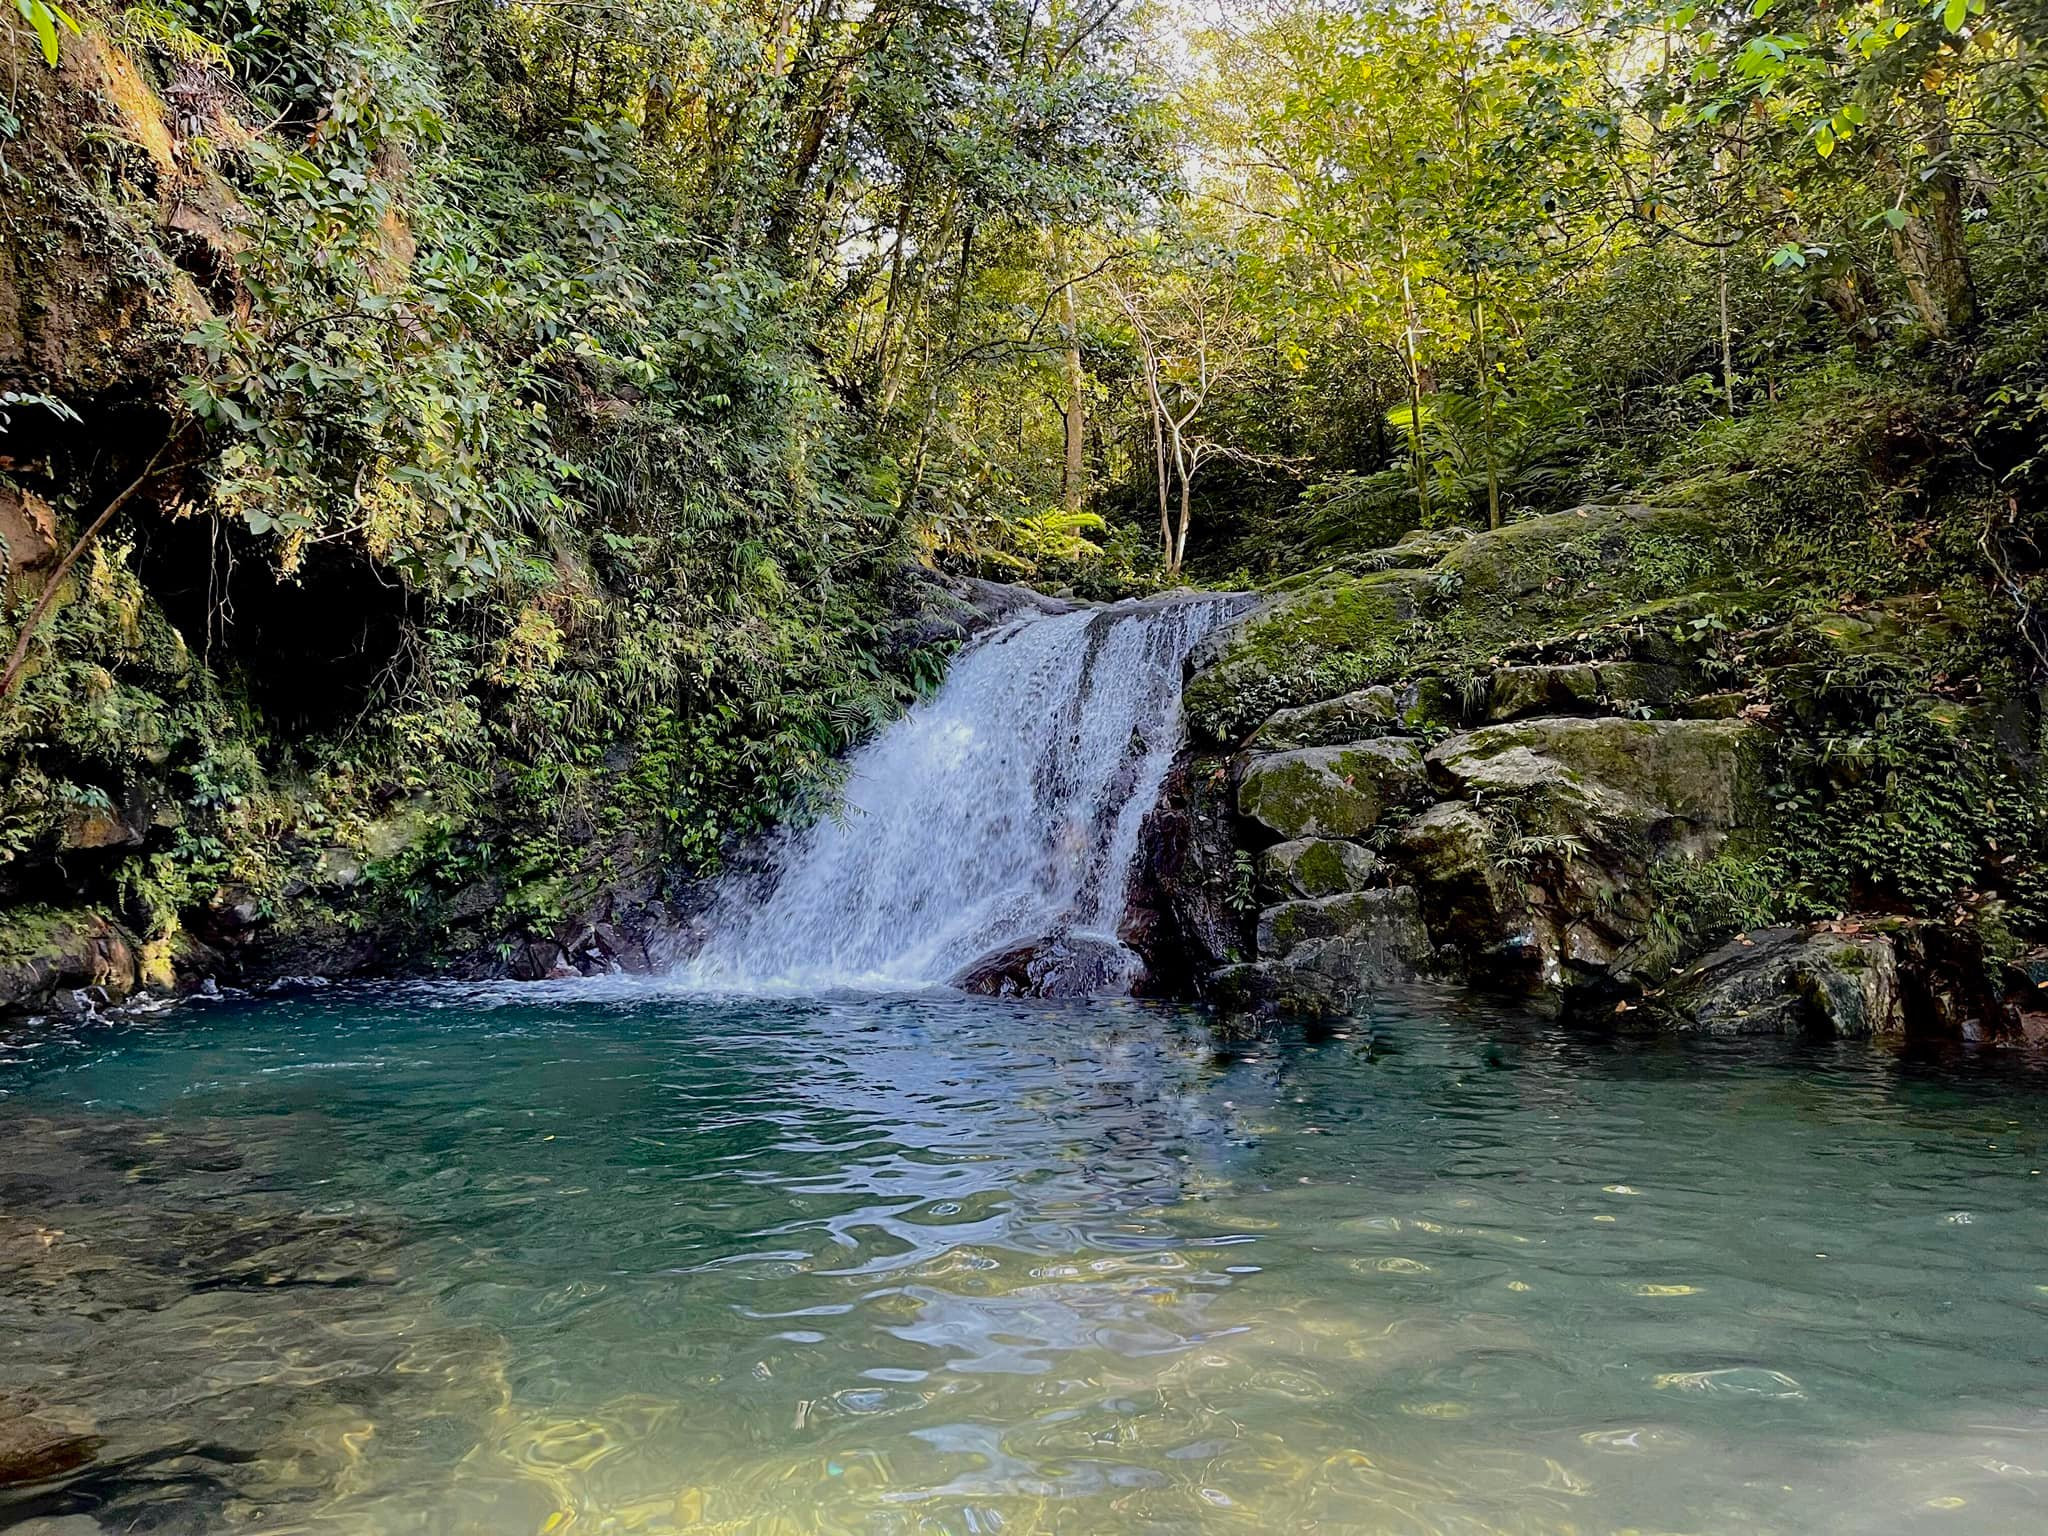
[27, 1, 57, 65]
[1942, 0, 1965, 30]
[1814, 124, 1835, 158]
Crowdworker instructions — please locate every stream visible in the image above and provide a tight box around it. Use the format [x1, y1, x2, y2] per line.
[3, 984, 2046, 1533]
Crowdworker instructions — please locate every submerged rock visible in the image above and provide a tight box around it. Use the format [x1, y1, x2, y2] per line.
[0, 1403, 100, 1488]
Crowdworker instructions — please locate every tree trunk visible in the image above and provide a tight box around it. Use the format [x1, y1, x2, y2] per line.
[1717, 245, 1736, 415]
[1053, 235, 1087, 514]
[1147, 398, 1171, 574]
[1472, 290, 1501, 530]
[1890, 100, 1977, 338]
[1398, 235, 1430, 525]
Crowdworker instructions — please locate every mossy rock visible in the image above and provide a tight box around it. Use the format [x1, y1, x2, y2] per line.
[1259, 838, 1385, 901]
[1427, 718, 1763, 830]
[1481, 661, 1686, 723]
[1183, 505, 1736, 747]
[1238, 738, 1428, 841]
[1440, 504, 1731, 608]
[1250, 686, 1400, 750]
[1184, 570, 1431, 744]
[1252, 886, 1432, 984]
[1387, 802, 1529, 970]
[0, 905, 142, 1016]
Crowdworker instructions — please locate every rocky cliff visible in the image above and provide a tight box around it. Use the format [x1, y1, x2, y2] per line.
[1151, 503, 2048, 1044]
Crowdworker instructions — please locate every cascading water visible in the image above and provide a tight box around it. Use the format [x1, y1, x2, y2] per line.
[680, 592, 1243, 994]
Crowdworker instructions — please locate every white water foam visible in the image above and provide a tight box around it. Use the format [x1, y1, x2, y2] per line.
[679, 592, 1241, 994]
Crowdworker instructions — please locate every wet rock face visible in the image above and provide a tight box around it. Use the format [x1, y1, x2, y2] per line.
[952, 931, 1138, 998]
[0, 910, 143, 1021]
[1656, 927, 1903, 1037]
[1120, 753, 1250, 989]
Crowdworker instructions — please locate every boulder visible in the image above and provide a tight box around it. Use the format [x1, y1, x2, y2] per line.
[506, 940, 574, 982]
[1386, 722, 1761, 999]
[1238, 738, 1427, 840]
[1657, 927, 1903, 1037]
[1207, 960, 1353, 1020]
[1439, 504, 1727, 608]
[1259, 838, 1384, 900]
[1258, 889, 1414, 958]
[1251, 686, 1400, 750]
[1209, 886, 1431, 1018]
[952, 931, 1138, 998]
[0, 908, 142, 1019]
[1388, 802, 1530, 971]
[1481, 661, 1685, 723]
[1427, 717, 1761, 832]
[1184, 569, 1431, 743]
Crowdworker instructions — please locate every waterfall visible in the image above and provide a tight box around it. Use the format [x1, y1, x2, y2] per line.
[679, 592, 1242, 995]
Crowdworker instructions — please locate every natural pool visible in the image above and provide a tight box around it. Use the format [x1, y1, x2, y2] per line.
[1, 984, 2045, 1534]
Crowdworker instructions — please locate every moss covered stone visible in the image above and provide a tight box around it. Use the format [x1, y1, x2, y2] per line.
[1252, 886, 1432, 978]
[1482, 661, 1686, 723]
[1238, 738, 1427, 840]
[1427, 717, 1762, 829]
[1440, 504, 1729, 607]
[1260, 837, 1384, 900]
[0, 905, 141, 1017]
[1185, 571, 1430, 743]
[1251, 686, 1401, 749]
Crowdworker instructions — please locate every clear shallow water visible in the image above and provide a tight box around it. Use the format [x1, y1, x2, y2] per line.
[3, 986, 2048, 1534]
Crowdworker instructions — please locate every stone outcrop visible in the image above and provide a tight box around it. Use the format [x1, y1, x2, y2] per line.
[1426, 717, 1760, 832]
[0, 908, 144, 1019]
[1653, 926, 1904, 1037]
[0, 23, 243, 408]
[1250, 686, 1400, 750]
[1156, 501, 2037, 1034]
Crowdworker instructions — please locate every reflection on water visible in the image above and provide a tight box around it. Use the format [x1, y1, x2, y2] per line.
[3, 984, 2048, 1533]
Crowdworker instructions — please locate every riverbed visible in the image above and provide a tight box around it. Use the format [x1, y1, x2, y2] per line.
[2, 984, 2045, 1532]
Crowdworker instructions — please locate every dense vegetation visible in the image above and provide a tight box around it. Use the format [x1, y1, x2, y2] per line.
[4, 0, 2048, 1004]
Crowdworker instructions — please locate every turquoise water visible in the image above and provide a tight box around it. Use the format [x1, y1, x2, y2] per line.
[2, 984, 2047, 1533]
